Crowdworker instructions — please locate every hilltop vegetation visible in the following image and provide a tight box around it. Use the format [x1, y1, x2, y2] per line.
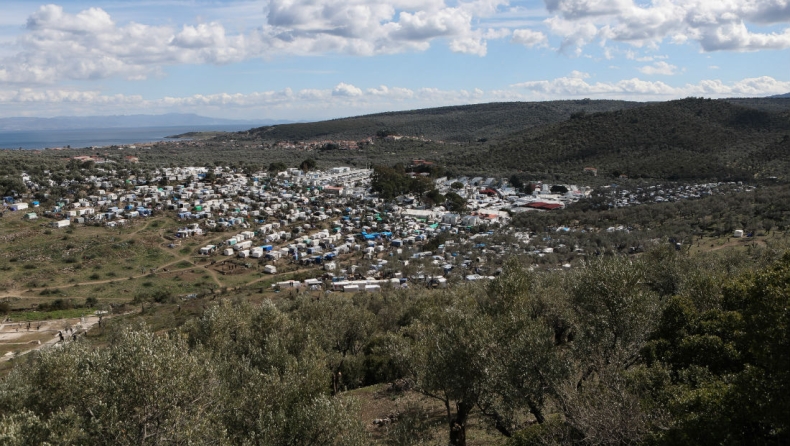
[470, 98, 790, 181]
[237, 100, 641, 143]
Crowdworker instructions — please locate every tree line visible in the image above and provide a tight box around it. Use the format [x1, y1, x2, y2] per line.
[0, 246, 788, 445]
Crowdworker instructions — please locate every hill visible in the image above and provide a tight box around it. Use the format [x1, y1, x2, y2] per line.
[724, 97, 790, 112]
[240, 100, 642, 142]
[44, 97, 790, 184]
[466, 97, 790, 181]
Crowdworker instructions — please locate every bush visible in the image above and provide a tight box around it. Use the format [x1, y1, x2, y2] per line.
[133, 289, 173, 304]
[38, 298, 72, 310]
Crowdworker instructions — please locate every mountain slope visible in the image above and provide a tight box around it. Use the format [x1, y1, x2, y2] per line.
[471, 98, 790, 180]
[240, 100, 643, 142]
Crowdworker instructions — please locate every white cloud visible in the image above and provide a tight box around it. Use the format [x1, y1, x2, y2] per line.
[0, 1, 519, 85]
[545, 15, 599, 54]
[449, 35, 488, 56]
[0, 83, 489, 119]
[511, 28, 548, 47]
[638, 61, 677, 75]
[511, 73, 790, 99]
[1, 4, 251, 83]
[0, 0, 787, 88]
[4, 74, 789, 120]
[261, 0, 518, 57]
[542, 0, 790, 53]
[332, 83, 363, 97]
[366, 85, 416, 99]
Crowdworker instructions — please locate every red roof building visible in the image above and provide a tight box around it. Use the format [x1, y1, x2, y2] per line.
[526, 202, 564, 210]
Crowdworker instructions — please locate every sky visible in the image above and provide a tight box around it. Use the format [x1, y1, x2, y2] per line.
[0, 0, 789, 121]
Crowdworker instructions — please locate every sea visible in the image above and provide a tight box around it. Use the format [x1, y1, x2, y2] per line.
[0, 125, 253, 150]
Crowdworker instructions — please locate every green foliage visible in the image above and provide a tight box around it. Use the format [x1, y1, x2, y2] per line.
[133, 289, 173, 304]
[244, 100, 639, 143]
[0, 177, 26, 196]
[444, 191, 466, 212]
[475, 98, 790, 181]
[0, 243, 788, 445]
[641, 253, 790, 445]
[0, 327, 223, 445]
[183, 300, 368, 445]
[268, 161, 287, 172]
[299, 158, 317, 171]
[371, 165, 436, 200]
[288, 295, 377, 392]
[0, 303, 369, 445]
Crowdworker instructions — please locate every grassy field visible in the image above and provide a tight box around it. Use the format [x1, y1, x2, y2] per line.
[0, 210, 334, 318]
[8, 308, 96, 322]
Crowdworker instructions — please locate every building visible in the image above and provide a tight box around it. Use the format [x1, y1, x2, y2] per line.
[323, 186, 344, 196]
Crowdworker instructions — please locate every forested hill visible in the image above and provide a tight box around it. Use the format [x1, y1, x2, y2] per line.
[466, 97, 790, 181]
[725, 96, 790, 112]
[242, 100, 641, 142]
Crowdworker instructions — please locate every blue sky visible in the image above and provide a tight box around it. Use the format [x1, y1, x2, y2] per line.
[1, 0, 789, 120]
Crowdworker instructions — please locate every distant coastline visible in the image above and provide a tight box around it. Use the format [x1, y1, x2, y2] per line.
[0, 125, 251, 150]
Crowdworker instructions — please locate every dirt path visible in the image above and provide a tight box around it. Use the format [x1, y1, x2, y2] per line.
[238, 266, 315, 287]
[0, 315, 103, 362]
[127, 218, 154, 236]
[202, 267, 223, 287]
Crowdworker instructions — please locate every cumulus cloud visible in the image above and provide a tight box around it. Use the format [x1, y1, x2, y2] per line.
[511, 73, 790, 99]
[332, 83, 363, 97]
[542, 0, 790, 53]
[511, 28, 548, 47]
[638, 61, 677, 75]
[0, 1, 519, 85]
[2, 4, 251, 83]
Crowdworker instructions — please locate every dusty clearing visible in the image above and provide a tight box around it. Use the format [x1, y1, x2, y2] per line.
[0, 315, 102, 361]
